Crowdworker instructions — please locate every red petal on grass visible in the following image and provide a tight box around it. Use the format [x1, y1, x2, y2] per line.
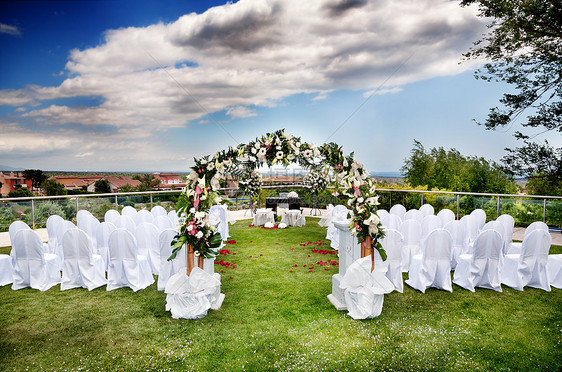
[229, 277, 234, 279]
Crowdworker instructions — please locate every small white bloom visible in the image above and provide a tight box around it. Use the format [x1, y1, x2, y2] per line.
[251, 147, 257, 154]
[201, 195, 207, 200]
[186, 224, 193, 232]
[276, 145, 282, 150]
[254, 143, 260, 149]
[276, 151, 284, 159]
[357, 197, 364, 203]
[194, 250, 200, 256]
[195, 231, 204, 239]
[190, 207, 196, 213]
[303, 149, 313, 158]
[207, 163, 215, 171]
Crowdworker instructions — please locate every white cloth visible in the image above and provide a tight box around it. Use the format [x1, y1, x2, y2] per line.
[61, 228, 107, 291]
[157, 228, 187, 291]
[165, 268, 222, 319]
[154, 215, 174, 232]
[121, 206, 137, 219]
[379, 229, 404, 292]
[421, 215, 442, 239]
[339, 256, 394, 319]
[399, 219, 422, 271]
[325, 205, 349, 249]
[252, 209, 274, 226]
[496, 214, 514, 255]
[419, 204, 434, 217]
[546, 254, 562, 289]
[9, 221, 31, 266]
[508, 221, 549, 255]
[381, 214, 402, 231]
[389, 204, 406, 220]
[470, 209, 487, 230]
[54, 221, 76, 270]
[209, 205, 230, 239]
[453, 230, 503, 292]
[151, 205, 167, 218]
[318, 204, 334, 227]
[46, 215, 64, 254]
[403, 209, 423, 223]
[115, 215, 137, 236]
[96, 221, 117, 271]
[406, 229, 452, 293]
[77, 214, 100, 251]
[0, 254, 13, 286]
[104, 209, 121, 224]
[136, 222, 161, 275]
[437, 209, 455, 226]
[501, 229, 551, 291]
[281, 210, 305, 227]
[135, 209, 155, 225]
[11, 229, 60, 291]
[107, 228, 154, 292]
[460, 214, 480, 246]
[443, 220, 468, 270]
[168, 210, 180, 227]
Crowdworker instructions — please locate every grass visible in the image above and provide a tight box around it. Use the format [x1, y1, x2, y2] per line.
[0, 219, 561, 371]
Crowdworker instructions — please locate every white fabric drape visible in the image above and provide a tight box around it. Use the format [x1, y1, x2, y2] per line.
[325, 205, 349, 249]
[339, 256, 394, 319]
[61, 228, 106, 291]
[546, 254, 562, 289]
[0, 254, 13, 286]
[136, 222, 161, 275]
[157, 228, 187, 291]
[399, 219, 422, 272]
[280, 210, 305, 227]
[380, 229, 404, 293]
[165, 268, 222, 319]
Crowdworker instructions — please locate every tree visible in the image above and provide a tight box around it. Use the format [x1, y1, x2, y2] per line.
[401, 141, 517, 194]
[22, 169, 48, 191]
[119, 184, 135, 193]
[461, 0, 562, 189]
[8, 184, 33, 198]
[133, 174, 161, 191]
[41, 179, 67, 196]
[94, 179, 112, 193]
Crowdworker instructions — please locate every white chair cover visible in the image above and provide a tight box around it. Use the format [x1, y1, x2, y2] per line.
[318, 204, 334, 227]
[443, 220, 468, 269]
[508, 221, 549, 255]
[546, 254, 562, 289]
[96, 221, 117, 271]
[453, 230, 503, 292]
[399, 219, 422, 271]
[380, 229, 404, 292]
[107, 228, 154, 292]
[381, 214, 402, 231]
[151, 205, 167, 218]
[339, 256, 394, 319]
[470, 209, 486, 230]
[437, 209, 455, 226]
[165, 268, 222, 319]
[158, 228, 187, 291]
[121, 206, 137, 219]
[461, 214, 479, 245]
[136, 222, 161, 275]
[421, 215, 442, 239]
[252, 208, 275, 227]
[54, 220, 76, 270]
[403, 209, 423, 223]
[135, 209, 154, 225]
[389, 204, 406, 220]
[376, 209, 389, 219]
[77, 214, 100, 250]
[104, 209, 120, 224]
[0, 254, 13, 286]
[116, 215, 137, 236]
[46, 215, 64, 254]
[419, 204, 434, 217]
[61, 228, 106, 291]
[154, 215, 174, 232]
[325, 205, 349, 249]
[281, 210, 305, 227]
[11, 229, 60, 291]
[76, 209, 92, 225]
[406, 229, 453, 293]
[9, 221, 31, 266]
[168, 210, 180, 227]
[502, 229, 551, 291]
[496, 214, 515, 255]
[209, 205, 230, 239]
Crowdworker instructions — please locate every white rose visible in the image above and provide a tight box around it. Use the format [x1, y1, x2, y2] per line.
[251, 147, 257, 154]
[276, 145, 281, 150]
[357, 197, 364, 203]
[195, 231, 204, 239]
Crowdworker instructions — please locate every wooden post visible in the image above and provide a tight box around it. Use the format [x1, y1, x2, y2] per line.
[361, 236, 375, 272]
[186, 244, 194, 276]
[198, 255, 204, 270]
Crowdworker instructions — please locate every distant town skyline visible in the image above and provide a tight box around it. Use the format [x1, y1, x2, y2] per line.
[1, 0, 557, 173]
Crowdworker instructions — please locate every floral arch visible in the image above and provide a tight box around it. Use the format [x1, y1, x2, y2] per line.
[170, 129, 385, 273]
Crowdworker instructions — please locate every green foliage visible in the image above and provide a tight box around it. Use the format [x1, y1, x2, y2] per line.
[22, 169, 48, 190]
[119, 184, 135, 192]
[22, 201, 67, 227]
[41, 179, 67, 196]
[94, 179, 111, 193]
[401, 140, 517, 194]
[133, 174, 161, 191]
[7, 184, 33, 198]
[0, 206, 16, 232]
[461, 0, 561, 191]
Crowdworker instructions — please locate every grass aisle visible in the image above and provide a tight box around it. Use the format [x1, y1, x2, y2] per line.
[0, 218, 560, 371]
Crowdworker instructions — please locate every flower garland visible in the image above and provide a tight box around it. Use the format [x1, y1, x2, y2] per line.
[238, 171, 262, 197]
[303, 170, 328, 194]
[171, 129, 386, 262]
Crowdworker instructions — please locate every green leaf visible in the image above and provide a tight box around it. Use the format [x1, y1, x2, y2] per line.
[208, 232, 223, 248]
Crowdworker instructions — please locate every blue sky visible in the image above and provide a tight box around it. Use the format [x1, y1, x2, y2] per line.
[0, 0, 554, 173]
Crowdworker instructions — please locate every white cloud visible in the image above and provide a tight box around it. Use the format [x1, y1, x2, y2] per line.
[0, 23, 21, 36]
[0, 0, 486, 169]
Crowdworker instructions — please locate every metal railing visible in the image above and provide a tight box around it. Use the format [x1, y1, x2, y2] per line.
[1, 186, 561, 230]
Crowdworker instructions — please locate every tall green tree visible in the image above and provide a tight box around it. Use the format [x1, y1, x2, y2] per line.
[94, 179, 112, 193]
[461, 0, 562, 191]
[22, 169, 48, 191]
[8, 184, 33, 198]
[42, 179, 67, 196]
[133, 174, 161, 191]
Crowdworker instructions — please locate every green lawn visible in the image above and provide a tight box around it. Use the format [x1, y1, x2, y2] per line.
[1, 219, 561, 371]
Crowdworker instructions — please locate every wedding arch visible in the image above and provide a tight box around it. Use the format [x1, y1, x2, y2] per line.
[169, 129, 386, 273]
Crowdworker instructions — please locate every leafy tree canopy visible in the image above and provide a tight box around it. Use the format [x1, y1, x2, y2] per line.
[94, 179, 111, 193]
[133, 174, 161, 191]
[401, 140, 517, 194]
[42, 179, 67, 196]
[461, 0, 561, 191]
[8, 184, 33, 198]
[23, 169, 48, 190]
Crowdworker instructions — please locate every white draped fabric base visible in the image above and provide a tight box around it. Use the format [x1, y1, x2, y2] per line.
[165, 268, 224, 319]
[340, 256, 394, 320]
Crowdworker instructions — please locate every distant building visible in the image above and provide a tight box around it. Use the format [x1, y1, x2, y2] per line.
[86, 176, 142, 193]
[0, 172, 33, 195]
[153, 173, 186, 189]
[50, 175, 104, 191]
